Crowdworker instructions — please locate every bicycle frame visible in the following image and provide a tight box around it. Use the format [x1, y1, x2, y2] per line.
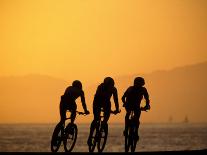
[125, 110, 138, 152]
[88, 108, 120, 152]
[51, 110, 87, 152]
[125, 108, 148, 152]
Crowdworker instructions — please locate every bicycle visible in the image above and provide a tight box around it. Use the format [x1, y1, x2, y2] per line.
[51, 111, 88, 152]
[88, 109, 120, 152]
[124, 106, 149, 152]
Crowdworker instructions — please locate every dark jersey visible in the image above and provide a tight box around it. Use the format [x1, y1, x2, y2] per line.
[93, 83, 118, 109]
[64, 86, 84, 100]
[122, 86, 149, 109]
[61, 86, 87, 111]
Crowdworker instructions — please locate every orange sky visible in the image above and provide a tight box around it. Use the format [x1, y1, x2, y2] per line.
[0, 0, 207, 124]
[0, 0, 206, 85]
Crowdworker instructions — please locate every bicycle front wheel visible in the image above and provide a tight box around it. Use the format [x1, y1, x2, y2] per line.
[97, 123, 108, 152]
[125, 126, 130, 152]
[130, 127, 137, 152]
[63, 123, 78, 152]
[88, 126, 98, 152]
[51, 122, 64, 152]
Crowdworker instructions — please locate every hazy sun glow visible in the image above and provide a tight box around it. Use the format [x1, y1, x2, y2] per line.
[1, 0, 206, 83]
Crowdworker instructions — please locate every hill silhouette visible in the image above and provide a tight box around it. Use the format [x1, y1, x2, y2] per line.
[113, 61, 207, 123]
[0, 74, 68, 123]
[0, 62, 206, 123]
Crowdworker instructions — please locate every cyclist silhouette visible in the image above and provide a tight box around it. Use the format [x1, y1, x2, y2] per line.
[59, 80, 90, 124]
[122, 77, 150, 141]
[87, 77, 120, 145]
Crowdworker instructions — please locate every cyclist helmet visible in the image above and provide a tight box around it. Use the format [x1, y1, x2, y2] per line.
[103, 77, 115, 87]
[134, 77, 145, 87]
[72, 80, 82, 89]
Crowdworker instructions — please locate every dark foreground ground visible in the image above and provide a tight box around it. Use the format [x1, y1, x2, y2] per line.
[0, 150, 207, 155]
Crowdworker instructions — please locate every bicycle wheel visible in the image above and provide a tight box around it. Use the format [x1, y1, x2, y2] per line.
[125, 125, 130, 152]
[97, 123, 108, 152]
[130, 127, 137, 152]
[51, 122, 64, 152]
[63, 123, 78, 152]
[88, 126, 98, 152]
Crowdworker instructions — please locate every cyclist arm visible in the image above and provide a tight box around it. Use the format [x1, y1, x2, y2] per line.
[113, 87, 119, 112]
[143, 87, 150, 107]
[122, 91, 127, 107]
[80, 91, 89, 113]
[122, 87, 130, 107]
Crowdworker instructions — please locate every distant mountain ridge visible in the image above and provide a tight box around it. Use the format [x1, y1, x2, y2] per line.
[0, 61, 206, 123]
[0, 74, 68, 123]
[113, 61, 207, 123]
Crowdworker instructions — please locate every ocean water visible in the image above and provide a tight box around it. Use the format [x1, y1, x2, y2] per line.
[0, 123, 207, 152]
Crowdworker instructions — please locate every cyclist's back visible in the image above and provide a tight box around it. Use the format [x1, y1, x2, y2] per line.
[93, 82, 117, 109]
[123, 86, 149, 110]
[62, 86, 84, 102]
[59, 80, 89, 124]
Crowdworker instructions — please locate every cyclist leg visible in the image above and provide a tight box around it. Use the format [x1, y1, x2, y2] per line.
[102, 103, 111, 128]
[69, 102, 77, 124]
[87, 102, 100, 145]
[124, 108, 131, 136]
[134, 109, 141, 141]
[59, 101, 67, 125]
[91, 103, 101, 130]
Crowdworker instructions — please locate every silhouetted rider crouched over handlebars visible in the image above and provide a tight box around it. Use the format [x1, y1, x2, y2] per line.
[122, 77, 150, 140]
[87, 77, 120, 144]
[59, 80, 90, 124]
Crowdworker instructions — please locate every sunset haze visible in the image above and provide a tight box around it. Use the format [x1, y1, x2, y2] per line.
[0, 0, 207, 123]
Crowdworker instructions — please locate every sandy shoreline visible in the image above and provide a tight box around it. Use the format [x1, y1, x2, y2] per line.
[0, 149, 206, 154]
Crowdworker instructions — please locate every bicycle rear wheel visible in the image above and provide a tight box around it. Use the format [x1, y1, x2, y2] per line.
[130, 127, 137, 152]
[125, 126, 130, 152]
[63, 123, 78, 152]
[97, 123, 108, 152]
[51, 122, 64, 152]
[88, 126, 98, 152]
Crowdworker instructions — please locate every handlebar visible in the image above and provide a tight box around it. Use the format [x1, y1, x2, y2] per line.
[64, 111, 89, 121]
[76, 111, 90, 115]
[110, 110, 121, 115]
[100, 107, 121, 115]
[140, 107, 150, 112]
